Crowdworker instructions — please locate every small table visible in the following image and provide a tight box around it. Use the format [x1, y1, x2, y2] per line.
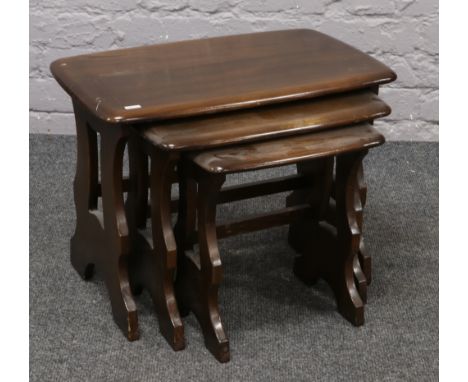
[166, 122, 385, 362]
[51, 29, 396, 348]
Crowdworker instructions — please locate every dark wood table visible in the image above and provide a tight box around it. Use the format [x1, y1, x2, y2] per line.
[51, 29, 396, 349]
[167, 122, 385, 362]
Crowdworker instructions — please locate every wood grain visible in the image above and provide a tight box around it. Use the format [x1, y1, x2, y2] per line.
[191, 123, 384, 174]
[50, 29, 396, 123]
[141, 90, 390, 151]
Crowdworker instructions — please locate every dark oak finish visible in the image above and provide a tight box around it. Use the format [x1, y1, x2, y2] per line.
[67, 101, 187, 350]
[216, 204, 313, 239]
[69, 102, 139, 341]
[286, 159, 370, 302]
[175, 166, 230, 362]
[127, 144, 186, 351]
[176, 124, 384, 361]
[181, 204, 314, 245]
[142, 90, 390, 151]
[191, 124, 384, 174]
[143, 174, 314, 217]
[286, 158, 334, 259]
[356, 163, 372, 285]
[50, 29, 395, 124]
[50, 29, 395, 359]
[293, 151, 369, 325]
[217, 175, 314, 205]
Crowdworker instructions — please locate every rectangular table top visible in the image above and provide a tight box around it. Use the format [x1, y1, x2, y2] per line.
[141, 90, 390, 151]
[191, 123, 384, 174]
[51, 29, 396, 124]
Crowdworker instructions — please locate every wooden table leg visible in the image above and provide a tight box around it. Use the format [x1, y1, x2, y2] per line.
[70, 104, 139, 341]
[176, 164, 230, 363]
[356, 163, 372, 285]
[295, 151, 366, 326]
[287, 158, 370, 302]
[126, 134, 148, 297]
[292, 151, 367, 326]
[100, 127, 140, 339]
[127, 134, 149, 232]
[333, 151, 367, 325]
[70, 108, 99, 282]
[146, 147, 185, 350]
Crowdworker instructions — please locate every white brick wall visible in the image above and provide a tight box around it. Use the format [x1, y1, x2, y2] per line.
[30, 0, 439, 140]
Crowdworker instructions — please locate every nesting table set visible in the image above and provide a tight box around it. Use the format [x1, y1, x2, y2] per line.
[51, 29, 396, 363]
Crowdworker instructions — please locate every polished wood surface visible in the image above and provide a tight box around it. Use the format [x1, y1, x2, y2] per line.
[142, 90, 390, 151]
[52, 28, 395, 360]
[191, 124, 384, 174]
[50, 29, 396, 124]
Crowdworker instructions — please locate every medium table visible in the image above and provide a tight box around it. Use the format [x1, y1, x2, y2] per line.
[51, 29, 396, 349]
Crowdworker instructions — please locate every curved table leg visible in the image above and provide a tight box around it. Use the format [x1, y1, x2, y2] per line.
[353, 163, 368, 301]
[196, 173, 229, 362]
[176, 168, 230, 363]
[70, 109, 99, 281]
[174, 159, 197, 319]
[293, 151, 367, 326]
[353, 249, 368, 304]
[127, 134, 149, 231]
[356, 163, 372, 285]
[288, 158, 370, 301]
[126, 134, 149, 297]
[70, 103, 139, 341]
[332, 151, 367, 325]
[147, 147, 185, 351]
[100, 127, 139, 340]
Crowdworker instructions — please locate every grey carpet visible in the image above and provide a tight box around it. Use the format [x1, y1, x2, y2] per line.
[30, 135, 438, 381]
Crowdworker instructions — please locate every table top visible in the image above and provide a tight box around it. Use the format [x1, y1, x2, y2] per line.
[142, 90, 390, 151]
[51, 29, 396, 124]
[192, 123, 384, 174]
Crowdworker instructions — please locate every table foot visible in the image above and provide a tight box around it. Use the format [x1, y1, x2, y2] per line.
[71, 211, 140, 341]
[104, 264, 140, 341]
[177, 253, 230, 363]
[293, 222, 364, 326]
[128, 237, 185, 350]
[353, 254, 368, 304]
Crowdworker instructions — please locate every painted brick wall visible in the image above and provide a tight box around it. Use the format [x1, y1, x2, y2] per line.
[30, 0, 439, 140]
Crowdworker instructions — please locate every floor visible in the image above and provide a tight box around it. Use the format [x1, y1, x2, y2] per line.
[30, 135, 438, 381]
